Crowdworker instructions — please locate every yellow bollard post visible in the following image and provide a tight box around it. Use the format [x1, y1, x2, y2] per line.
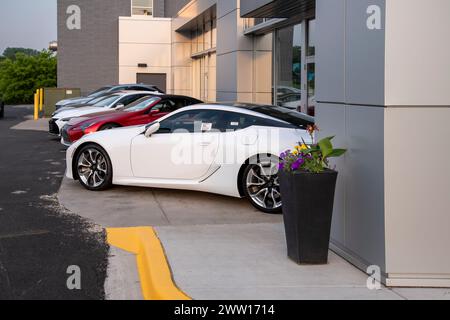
[34, 93, 39, 120]
[39, 88, 44, 112]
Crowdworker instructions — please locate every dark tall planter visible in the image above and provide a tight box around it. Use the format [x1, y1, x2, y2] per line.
[279, 170, 338, 265]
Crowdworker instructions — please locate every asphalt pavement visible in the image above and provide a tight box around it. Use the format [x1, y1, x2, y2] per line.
[0, 105, 108, 300]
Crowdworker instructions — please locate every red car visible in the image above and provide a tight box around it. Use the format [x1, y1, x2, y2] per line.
[61, 95, 202, 146]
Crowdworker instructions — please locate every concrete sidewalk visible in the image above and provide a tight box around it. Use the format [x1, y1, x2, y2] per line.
[156, 223, 450, 300]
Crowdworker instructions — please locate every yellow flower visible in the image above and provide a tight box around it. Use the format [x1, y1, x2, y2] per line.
[292, 150, 299, 156]
[300, 144, 308, 151]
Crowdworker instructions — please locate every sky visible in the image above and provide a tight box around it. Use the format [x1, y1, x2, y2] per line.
[0, 0, 57, 54]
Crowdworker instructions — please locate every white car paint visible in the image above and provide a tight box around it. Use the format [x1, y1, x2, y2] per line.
[66, 104, 313, 199]
[52, 91, 159, 133]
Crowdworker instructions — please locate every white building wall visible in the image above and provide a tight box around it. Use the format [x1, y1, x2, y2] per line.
[118, 16, 172, 91]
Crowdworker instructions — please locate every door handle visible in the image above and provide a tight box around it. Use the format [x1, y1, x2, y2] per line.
[199, 142, 212, 147]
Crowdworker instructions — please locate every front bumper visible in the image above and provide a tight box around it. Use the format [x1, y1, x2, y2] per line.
[60, 125, 72, 147]
[48, 119, 60, 135]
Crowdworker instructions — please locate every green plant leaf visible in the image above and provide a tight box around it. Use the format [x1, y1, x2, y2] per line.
[318, 137, 334, 158]
[328, 149, 347, 158]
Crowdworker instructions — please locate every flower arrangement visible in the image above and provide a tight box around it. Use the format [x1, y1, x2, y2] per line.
[279, 125, 347, 174]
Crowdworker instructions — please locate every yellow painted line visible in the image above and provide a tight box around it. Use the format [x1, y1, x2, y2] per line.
[106, 227, 191, 300]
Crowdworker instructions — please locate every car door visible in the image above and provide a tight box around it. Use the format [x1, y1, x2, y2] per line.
[130, 109, 221, 180]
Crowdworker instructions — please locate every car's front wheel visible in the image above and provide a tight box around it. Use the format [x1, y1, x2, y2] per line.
[242, 156, 282, 214]
[75, 144, 113, 191]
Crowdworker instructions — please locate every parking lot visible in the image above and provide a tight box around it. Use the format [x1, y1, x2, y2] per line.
[1, 105, 449, 300]
[0, 106, 108, 299]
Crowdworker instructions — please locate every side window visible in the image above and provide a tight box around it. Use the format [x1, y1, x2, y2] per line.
[115, 94, 146, 108]
[158, 110, 224, 134]
[170, 98, 190, 110]
[219, 112, 295, 131]
[151, 99, 176, 113]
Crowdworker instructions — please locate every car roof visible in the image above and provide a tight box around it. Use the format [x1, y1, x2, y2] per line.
[209, 102, 315, 122]
[116, 90, 163, 95]
[165, 103, 315, 126]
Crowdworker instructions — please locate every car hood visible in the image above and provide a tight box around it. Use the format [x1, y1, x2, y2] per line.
[70, 110, 127, 126]
[54, 106, 112, 120]
[76, 124, 145, 145]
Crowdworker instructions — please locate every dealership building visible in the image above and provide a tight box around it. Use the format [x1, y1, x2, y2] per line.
[57, 0, 450, 287]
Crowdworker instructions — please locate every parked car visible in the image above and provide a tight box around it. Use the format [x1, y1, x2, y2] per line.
[65, 103, 315, 214]
[55, 84, 165, 110]
[60, 95, 202, 146]
[49, 91, 155, 135]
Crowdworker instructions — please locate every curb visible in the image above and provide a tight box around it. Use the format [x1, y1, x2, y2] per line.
[106, 227, 191, 300]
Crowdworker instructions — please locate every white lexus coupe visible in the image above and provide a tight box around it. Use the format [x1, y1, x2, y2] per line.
[65, 103, 314, 213]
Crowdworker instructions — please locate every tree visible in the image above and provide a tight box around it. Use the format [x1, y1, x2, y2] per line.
[0, 51, 57, 104]
[2, 47, 40, 60]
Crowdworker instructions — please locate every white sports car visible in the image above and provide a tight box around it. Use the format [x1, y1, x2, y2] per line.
[65, 103, 314, 213]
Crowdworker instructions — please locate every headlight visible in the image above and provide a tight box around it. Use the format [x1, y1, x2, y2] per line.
[80, 121, 98, 131]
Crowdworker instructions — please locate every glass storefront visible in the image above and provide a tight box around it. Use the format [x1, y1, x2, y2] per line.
[191, 16, 217, 102]
[274, 19, 315, 116]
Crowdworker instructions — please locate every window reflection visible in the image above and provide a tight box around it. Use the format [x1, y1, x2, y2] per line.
[274, 24, 302, 111]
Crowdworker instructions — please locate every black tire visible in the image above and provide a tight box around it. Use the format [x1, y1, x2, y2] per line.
[99, 123, 121, 131]
[241, 155, 282, 214]
[75, 144, 113, 191]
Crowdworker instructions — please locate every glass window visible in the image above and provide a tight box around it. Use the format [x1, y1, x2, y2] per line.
[93, 95, 121, 108]
[124, 96, 160, 112]
[115, 94, 148, 108]
[275, 23, 302, 111]
[151, 99, 176, 113]
[158, 110, 223, 133]
[132, 0, 153, 16]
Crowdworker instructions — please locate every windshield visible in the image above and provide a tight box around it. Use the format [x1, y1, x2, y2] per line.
[88, 86, 112, 98]
[93, 95, 120, 107]
[123, 96, 160, 112]
[87, 95, 113, 105]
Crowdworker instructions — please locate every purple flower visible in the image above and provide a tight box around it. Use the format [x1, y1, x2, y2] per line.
[278, 162, 285, 171]
[291, 158, 305, 171]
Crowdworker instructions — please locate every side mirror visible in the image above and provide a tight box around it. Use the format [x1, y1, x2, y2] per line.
[144, 122, 160, 138]
[150, 109, 160, 115]
[116, 104, 125, 109]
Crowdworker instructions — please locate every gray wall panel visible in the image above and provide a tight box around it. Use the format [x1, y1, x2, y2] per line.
[153, 0, 166, 17]
[316, 0, 346, 104]
[164, 0, 192, 17]
[316, 103, 347, 245]
[345, 105, 386, 270]
[345, 0, 385, 106]
[317, 103, 386, 272]
[57, 0, 131, 94]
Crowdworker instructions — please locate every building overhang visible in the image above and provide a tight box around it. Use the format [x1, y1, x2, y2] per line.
[241, 0, 315, 19]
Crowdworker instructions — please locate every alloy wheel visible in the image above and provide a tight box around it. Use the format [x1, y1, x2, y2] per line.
[245, 161, 282, 210]
[77, 148, 108, 188]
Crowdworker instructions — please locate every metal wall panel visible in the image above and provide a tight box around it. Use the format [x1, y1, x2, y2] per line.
[345, 0, 385, 106]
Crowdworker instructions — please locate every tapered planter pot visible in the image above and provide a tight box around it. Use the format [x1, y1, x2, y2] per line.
[279, 169, 338, 264]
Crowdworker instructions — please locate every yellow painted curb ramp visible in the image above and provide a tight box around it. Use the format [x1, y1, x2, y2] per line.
[107, 227, 191, 300]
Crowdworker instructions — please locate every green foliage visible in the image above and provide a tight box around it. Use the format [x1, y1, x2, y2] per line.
[280, 127, 347, 174]
[0, 50, 56, 104]
[2, 47, 40, 60]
